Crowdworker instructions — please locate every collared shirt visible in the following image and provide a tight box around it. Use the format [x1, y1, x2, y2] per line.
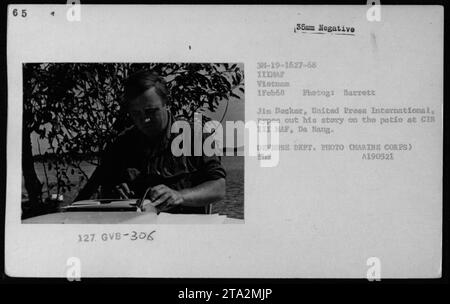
[96, 112, 226, 214]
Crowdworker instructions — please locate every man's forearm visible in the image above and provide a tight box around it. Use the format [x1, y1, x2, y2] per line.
[179, 178, 226, 207]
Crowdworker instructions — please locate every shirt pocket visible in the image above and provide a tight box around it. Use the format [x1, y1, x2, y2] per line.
[147, 154, 198, 179]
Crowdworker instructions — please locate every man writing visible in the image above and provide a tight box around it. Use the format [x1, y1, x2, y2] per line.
[76, 70, 226, 213]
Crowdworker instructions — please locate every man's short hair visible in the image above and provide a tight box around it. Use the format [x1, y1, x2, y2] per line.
[123, 70, 170, 107]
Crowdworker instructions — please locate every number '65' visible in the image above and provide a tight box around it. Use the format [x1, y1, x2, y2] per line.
[12, 9, 27, 17]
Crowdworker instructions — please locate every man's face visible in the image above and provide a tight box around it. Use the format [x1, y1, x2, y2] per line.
[127, 87, 169, 139]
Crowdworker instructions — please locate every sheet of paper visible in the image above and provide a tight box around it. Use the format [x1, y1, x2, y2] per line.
[5, 5, 443, 278]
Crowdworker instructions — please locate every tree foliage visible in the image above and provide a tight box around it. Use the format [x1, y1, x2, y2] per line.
[22, 63, 244, 204]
